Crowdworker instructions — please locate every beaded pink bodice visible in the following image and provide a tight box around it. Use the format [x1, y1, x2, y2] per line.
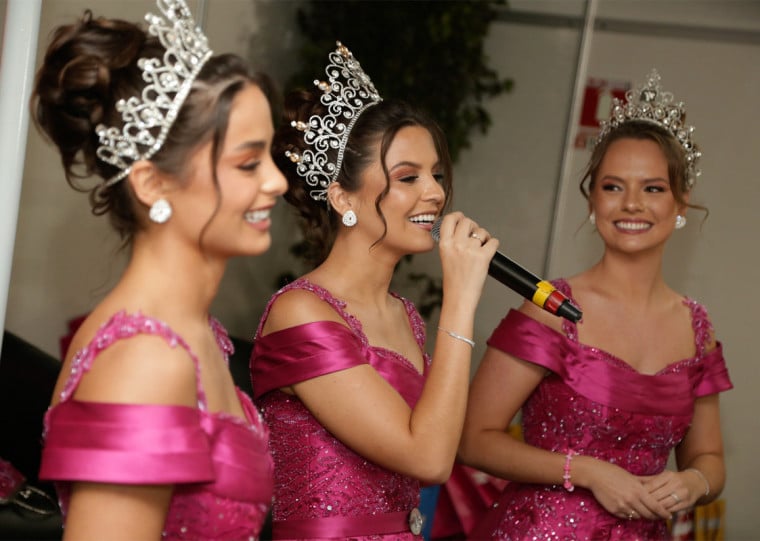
[251, 279, 430, 540]
[40, 312, 274, 541]
[473, 279, 733, 541]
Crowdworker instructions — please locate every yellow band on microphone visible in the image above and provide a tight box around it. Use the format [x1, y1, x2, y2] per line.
[532, 280, 556, 308]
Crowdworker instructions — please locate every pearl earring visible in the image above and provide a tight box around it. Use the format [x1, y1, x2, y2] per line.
[341, 209, 357, 227]
[675, 215, 686, 229]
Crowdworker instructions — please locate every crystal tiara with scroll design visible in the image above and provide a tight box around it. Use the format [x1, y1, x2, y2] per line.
[596, 69, 701, 189]
[95, 0, 213, 186]
[285, 41, 383, 202]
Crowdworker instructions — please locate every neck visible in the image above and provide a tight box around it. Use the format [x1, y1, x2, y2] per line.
[114, 231, 226, 320]
[588, 247, 667, 304]
[309, 234, 400, 309]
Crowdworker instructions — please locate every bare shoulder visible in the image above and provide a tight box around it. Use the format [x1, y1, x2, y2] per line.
[262, 287, 346, 335]
[563, 272, 590, 299]
[68, 333, 198, 408]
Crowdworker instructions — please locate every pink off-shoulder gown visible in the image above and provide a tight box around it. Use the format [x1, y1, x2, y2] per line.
[469, 279, 733, 541]
[39, 312, 274, 541]
[251, 279, 429, 540]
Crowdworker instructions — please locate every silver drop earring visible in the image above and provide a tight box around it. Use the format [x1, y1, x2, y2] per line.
[149, 198, 172, 224]
[342, 209, 357, 227]
[589, 211, 596, 226]
[675, 215, 686, 229]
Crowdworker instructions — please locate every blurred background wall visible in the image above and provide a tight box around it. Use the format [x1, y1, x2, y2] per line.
[2, 0, 758, 537]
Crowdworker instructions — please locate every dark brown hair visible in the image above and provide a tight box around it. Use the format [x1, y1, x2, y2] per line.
[30, 10, 275, 247]
[580, 120, 705, 215]
[273, 90, 453, 267]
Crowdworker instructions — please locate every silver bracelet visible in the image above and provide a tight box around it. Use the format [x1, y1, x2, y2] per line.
[438, 327, 475, 348]
[685, 467, 710, 497]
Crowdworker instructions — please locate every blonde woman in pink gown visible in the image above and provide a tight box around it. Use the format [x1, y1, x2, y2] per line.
[31, 1, 286, 538]
[459, 70, 732, 540]
[250, 42, 497, 539]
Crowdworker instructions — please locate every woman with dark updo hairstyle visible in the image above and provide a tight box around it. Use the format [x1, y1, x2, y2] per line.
[250, 42, 497, 539]
[31, 1, 285, 539]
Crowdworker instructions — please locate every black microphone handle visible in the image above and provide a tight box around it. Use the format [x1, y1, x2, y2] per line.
[488, 251, 542, 299]
[489, 252, 583, 323]
[429, 217, 582, 322]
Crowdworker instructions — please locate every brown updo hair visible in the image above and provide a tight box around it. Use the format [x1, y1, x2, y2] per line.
[273, 89, 453, 267]
[580, 120, 705, 214]
[31, 10, 275, 245]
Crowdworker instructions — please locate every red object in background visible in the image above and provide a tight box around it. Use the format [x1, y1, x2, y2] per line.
[431, 464, 508, 539]
[671, 509, 695, 541]
[574, 77, 631, 150]
[579, 77, 630, 128]
[59, 314, 88, 360]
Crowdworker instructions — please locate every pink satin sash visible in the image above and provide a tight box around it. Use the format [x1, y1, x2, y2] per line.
[272, 510, 412, 538]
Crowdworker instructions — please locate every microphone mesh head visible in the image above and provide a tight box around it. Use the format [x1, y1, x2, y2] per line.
[431, 217, 443, 242]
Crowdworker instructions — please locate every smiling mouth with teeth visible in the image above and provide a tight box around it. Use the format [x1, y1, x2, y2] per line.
[615, 221, 651, 231]
[409, 214, 436, 224]
[245, 210, 270, 223]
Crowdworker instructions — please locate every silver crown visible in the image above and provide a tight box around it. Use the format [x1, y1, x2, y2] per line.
[286, 41, 382, 201]
[596, 69, 701, 189]
[95, 0, 213, 186]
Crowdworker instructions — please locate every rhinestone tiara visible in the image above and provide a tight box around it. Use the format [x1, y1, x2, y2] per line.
[596, 69, 701, 189]
[285, 41, 383, 202]
[95, 0, 213, 186]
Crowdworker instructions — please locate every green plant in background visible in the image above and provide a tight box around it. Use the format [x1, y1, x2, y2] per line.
[289, 0, 513, 162]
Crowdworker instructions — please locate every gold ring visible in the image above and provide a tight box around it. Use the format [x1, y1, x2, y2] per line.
[671, 492, 680, 503]
[627, 511, 635, 520]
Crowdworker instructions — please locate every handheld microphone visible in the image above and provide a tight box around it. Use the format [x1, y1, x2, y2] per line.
[431, 219, 583, 323]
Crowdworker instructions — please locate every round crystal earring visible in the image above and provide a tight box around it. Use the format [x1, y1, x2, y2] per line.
[589, 211, 596, 226]
[675, 215, 687, 229]
[342, 209, 357, 227]
[149, 198, 172, 224]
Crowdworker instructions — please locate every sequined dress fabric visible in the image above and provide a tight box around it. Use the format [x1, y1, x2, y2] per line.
[471, 279, 733, 541]
[251, 279, 429, 540]
[39, 312, 274, 541]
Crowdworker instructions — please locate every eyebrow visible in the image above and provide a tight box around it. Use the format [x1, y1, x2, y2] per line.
[642, 177, 669, 183]
[233, 140, 267, 152]
[389, 160, 441, 171]
[600, 174, 668, 183]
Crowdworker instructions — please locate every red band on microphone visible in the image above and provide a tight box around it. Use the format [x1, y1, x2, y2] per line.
[543, 290, 566, 315]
